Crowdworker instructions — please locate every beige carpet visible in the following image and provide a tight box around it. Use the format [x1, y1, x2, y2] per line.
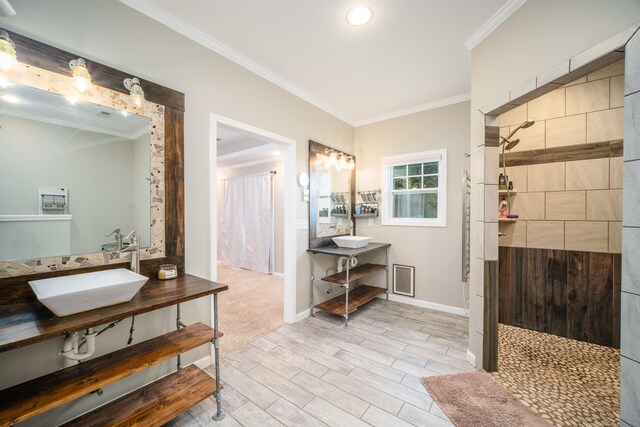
[217, 264, 283, 354]
[422, 370, 551, 427]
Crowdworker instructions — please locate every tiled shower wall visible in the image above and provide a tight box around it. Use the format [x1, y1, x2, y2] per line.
[498, 60, 624, 254]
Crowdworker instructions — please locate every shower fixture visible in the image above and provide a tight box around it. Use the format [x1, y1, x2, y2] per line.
[499, 120, 535, 214]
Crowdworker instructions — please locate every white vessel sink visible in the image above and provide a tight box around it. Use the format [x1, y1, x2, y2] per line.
[333, 236, 372, 249]
[29, 268, 148, 317]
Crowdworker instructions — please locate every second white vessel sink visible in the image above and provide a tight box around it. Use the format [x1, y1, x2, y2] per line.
[333, 236, 372, 249]
[29, 268, 148, 317]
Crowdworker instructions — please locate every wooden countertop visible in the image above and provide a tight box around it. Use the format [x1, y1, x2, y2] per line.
[307, 242, 390, 257]
[0, 274, 227, 353]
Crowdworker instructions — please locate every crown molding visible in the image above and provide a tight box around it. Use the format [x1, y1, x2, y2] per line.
[464, 0, 527, 51]
[118, 0, 355, 125]
[353, 93, 471, 127]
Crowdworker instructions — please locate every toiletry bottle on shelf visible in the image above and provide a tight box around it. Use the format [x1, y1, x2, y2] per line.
[499, 196, 508, 218]
[508, 181, 514, 191]
[499, 174, 507, 191]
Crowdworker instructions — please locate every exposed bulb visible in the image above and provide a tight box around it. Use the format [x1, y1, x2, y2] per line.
[0, 30, 16, 73]
[339, 155, 348, 169]
[124, 77, 145, 108]
[348, 157, 355, 170]
[69, 58, 92, 94]
[329, 151, 337, 165]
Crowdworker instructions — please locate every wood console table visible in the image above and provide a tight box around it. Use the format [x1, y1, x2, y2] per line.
[0, 274, 227, 426]
[308, 243, 390, 326]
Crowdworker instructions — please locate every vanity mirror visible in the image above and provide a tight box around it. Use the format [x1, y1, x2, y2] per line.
[308, 140, 355, 248]
[0, 29, 184, 281]
[0, 83, 152, 261]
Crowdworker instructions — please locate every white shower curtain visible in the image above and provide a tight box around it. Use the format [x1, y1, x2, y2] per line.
[220, 172, 273, 274]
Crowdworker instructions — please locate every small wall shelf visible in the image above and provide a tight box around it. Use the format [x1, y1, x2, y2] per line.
[499, 189, 518, 195]
[353, 213, 378, 218]
[499, 218, 518, 222]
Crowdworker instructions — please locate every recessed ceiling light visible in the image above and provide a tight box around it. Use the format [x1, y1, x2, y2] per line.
[1, 94, 20, 103]
[346, 6, 372, 26]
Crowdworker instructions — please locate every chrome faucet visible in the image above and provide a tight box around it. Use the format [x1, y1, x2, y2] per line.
[102, 228, 124, 252]
[118, 230, 140, 274]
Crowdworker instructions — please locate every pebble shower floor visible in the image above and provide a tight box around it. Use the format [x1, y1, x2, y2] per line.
[492, 324, 620, 427]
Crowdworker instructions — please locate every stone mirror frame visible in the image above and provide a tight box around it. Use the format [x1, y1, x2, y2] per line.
[0, 30, 185, 288]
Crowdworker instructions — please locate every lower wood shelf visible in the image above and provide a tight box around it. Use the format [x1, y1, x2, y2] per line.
[62, 365, 217, 427]
[314, 285, 386, 316]
[320, 263, 386, 285]
[0, 322, 215, 427]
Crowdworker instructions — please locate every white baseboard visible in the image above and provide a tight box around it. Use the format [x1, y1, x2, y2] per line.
[293, 308, 310, 323]
[379, 293, 468, 316]
[466, 349, 476, 367]
[271, 271, 285, 278]
[193, 354, 213, 369]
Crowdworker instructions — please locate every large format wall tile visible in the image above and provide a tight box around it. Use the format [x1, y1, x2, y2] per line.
[546, 115, 586, 148]
[511, 192, 545, 220]
[609, 222, 622, 254]
[624, 92, 640, 162]
[504, 165, 527, 192]
[526, 221, 564, 250]
[625, 31, 640, 96]
[528, 163, 565, 192]
[622, 226, 640, 294]
[587, 108, 624, 143]
[527, 88, 565, 121]
[587, 59, 624, 81]
[610, 75, 625, 108]
[566, 79, 610, 115]
[499, 104, 527, 127]
[621, 356, 640, 426]
[498, 221, 526, 247]
[622, 160, 640, 227]
[566, 158, 610, 190]
[546, 191, 586, 220]
[621, 292, 640, 362]
[610, 157, 624, 189]
[508, 121, 545, 152]
[587, 189, 623, 221]
[565, 221, 608, 252]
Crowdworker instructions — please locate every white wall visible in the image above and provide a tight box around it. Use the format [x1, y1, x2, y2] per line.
[468, 0, 640, 368]
[217, 159, 285, 275]
[355, 102, 470, 310]
[0, 2, 353, 424]
[0, 115, 149, 255]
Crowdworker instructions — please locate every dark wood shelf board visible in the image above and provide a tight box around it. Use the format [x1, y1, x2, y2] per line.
[321, 263, 386, 285]
[0, 274, 227, 353]
[314, 285, 386, 316]
[0, 322, 215, 427]
[61, 365, 217, 427]
[500, 140, 623, 167]
[308, 242, 390, 257]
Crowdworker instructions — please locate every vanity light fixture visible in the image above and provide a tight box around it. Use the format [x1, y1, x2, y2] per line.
[339, 155, 348, 170]
[0, 29, 17, 72]
[69, 58, 92, 93]
[348, 156, 355, 170]
[346, 6, 372, 26]
[124, 77, 145, 108]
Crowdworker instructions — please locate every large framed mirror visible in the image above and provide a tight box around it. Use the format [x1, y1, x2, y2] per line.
[0, 30, 184, 282]
[308, 140, 356, 248]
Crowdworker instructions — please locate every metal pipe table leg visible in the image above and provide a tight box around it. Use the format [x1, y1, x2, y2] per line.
[310, 253, 315, 317]
[344, 282, 350, 327]
[212, 293, 225, 421]
[385, 246, 390, 301]
[176, 303, 182, 370]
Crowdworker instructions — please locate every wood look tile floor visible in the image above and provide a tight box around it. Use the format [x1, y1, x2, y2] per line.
[165, 299, 473, 426]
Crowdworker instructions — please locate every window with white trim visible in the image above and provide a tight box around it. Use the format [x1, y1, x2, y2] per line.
[381, 149, 446, 227]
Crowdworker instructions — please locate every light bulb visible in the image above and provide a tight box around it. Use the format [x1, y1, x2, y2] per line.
[329, 151, 337, 165]
[348, 157, 355, 169]
[69, 58, 92, 94]
[0, 30, 17, 72]
[339, 155, 348, 169]
[124, 77, 145, 108]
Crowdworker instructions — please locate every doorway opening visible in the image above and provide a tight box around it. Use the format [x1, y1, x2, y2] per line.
[209, 115, 297, 354]
[484, 52, 626, 426]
